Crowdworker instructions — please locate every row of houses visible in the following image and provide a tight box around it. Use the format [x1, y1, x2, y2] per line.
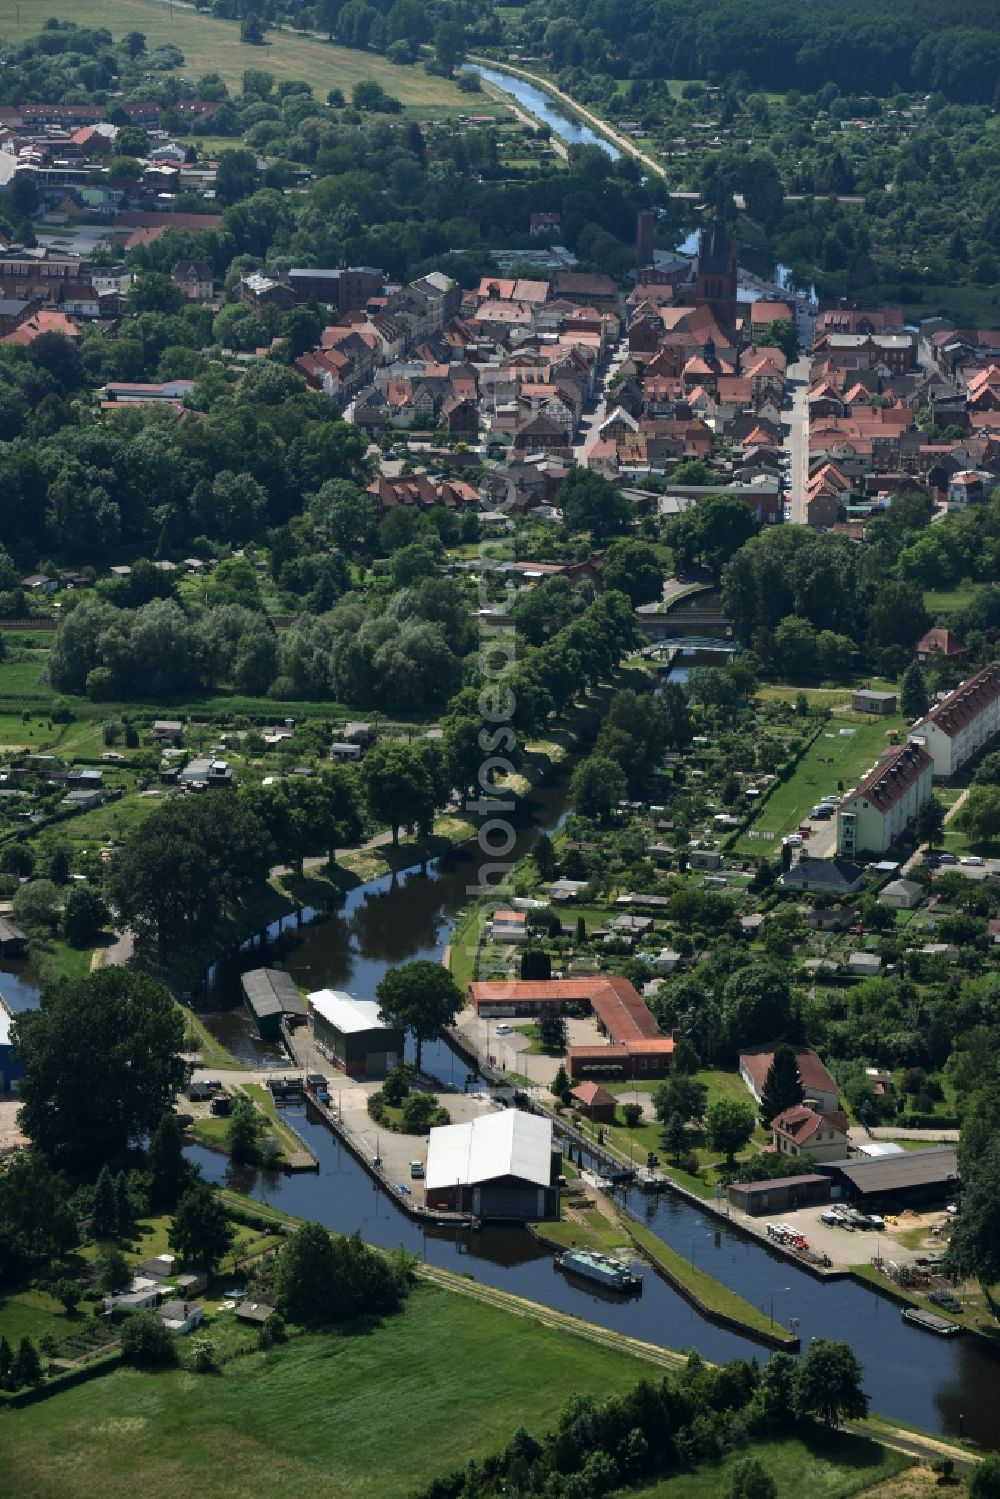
[801, 309, 1000, 528]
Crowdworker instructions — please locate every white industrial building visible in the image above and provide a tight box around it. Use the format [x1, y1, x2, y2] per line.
[308, 989, 404, 1078]
[424, 1109, 559, 1222]
[909, 661, 1000, 778]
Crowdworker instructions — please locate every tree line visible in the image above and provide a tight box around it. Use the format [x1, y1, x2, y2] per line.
[413, 1341, 868, 1499]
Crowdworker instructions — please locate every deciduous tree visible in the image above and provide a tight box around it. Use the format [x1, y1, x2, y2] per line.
[706, 1098, 757, 1164]
[794, 1339, 868, 1426]
[13, 970, 187, 1171]
[168, 1180, 234, 1271]
[375, 961, 462, 1072]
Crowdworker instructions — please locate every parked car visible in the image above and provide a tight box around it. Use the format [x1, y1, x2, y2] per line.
[495, 1023, 514, 1035]
[410, 1161, 425, 1179]
[960, 856, 984, 867]
[938, 852, 958, 865]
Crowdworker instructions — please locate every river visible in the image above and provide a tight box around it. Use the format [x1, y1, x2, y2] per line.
[4, 765, 998, 1440]
[466, 65, 621, 160]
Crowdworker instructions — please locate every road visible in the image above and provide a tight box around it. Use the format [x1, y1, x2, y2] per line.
[572, 336, 630, 465]
[783, 354, 811, 525]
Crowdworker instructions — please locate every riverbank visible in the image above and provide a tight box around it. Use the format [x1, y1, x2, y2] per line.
[533, 1197, 798, 1351]
[467, 56, 664, 179]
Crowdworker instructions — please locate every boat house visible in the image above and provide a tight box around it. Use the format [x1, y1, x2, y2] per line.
[425, 1109, 560, 1222]
[241, 968, 306, 1040]
[308, 989, 403, 1078]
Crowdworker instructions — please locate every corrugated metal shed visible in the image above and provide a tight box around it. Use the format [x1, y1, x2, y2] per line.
[826, 1145, 958, 1193]
[241, 969, 305, 1022]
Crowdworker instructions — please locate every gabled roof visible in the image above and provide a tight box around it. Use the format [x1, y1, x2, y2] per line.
[913, 661, 1000, 739]
[570, 1082, 617, 1109]
[840, 739, 933, 814]
[740, 1045, 839, 1101]
[425, 1110, 553, 1189]
[772, 1104, 850, 1144]
[916, 627, 966, 658]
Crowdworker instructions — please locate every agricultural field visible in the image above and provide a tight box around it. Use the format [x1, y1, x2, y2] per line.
[0, 0, 483, 113]
[0, 1282, 652, 1499]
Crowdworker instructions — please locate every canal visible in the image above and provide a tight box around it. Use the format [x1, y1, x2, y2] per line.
[465, 65, 621, 160]
[4, 766, 999, 1441]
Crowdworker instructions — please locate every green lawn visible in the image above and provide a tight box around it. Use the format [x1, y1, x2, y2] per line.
[0, 1288, 74, 1348]
[733, 714, 906, 852]
[923, 582, 983, 618]
[0, 0, 482, 110]
[633, 1431, 908, 1497]
[0, 1282, 654, 1499]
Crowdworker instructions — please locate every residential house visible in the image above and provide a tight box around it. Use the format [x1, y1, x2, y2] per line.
[157, 1300, 205, 1335]
[878, 878, 924, 910]
[739, 1044, 840, 1114]
[778, 857, 865, 894]
[916, 628, 968, 666]
[171, 259, 213, 300]
[771, 1104, 851, 1163]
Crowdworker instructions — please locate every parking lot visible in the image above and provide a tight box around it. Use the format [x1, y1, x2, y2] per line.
[728, 1201, 927, 1269]
[337, 1080, 503, 1208]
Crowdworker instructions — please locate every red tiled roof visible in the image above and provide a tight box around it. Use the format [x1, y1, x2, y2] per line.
[740, 1045, 838, 1100]
[468, 975, 670, 1052]
[916, 627, 967, 658]
[841, 740, 933, 814]
[569, 1082, 616, 1108]
[917, 661, 1000, 739]
[772, 1105, 849, 1144]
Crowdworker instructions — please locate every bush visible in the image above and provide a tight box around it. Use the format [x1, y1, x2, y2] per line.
[400, 1092, 449, 1134]
[382, 1069, 410, 1107]
[120, 1310, 177, 1368]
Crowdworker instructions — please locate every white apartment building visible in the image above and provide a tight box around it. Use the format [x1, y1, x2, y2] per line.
[836, 739, 934, 857]
[909, 661, 1000, 778]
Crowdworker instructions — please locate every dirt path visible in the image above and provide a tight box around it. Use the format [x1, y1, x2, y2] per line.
[417, 1261, 687, 1369]
[842, 1420, 974, 1472]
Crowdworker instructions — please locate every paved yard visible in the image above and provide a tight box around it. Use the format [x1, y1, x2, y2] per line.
[727, 1200, 933, 1270]
[452, 1007, 607, 1088]
[338, 1078, 504, 1207]
[0, 1097, 25, 1150]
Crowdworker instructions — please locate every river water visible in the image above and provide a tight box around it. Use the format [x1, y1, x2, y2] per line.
[466, 65, 621, 160]
[467, 67, 817, 303]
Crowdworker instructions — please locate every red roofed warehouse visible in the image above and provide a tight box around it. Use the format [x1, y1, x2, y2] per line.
[467, 977, 674, 1079]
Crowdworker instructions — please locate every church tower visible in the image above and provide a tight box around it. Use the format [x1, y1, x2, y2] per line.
[693, 212, 738, 333]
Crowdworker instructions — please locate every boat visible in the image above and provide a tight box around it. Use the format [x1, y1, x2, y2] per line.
[902, 1307, 963, 1337]
[556, 1248, 643, 1293]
